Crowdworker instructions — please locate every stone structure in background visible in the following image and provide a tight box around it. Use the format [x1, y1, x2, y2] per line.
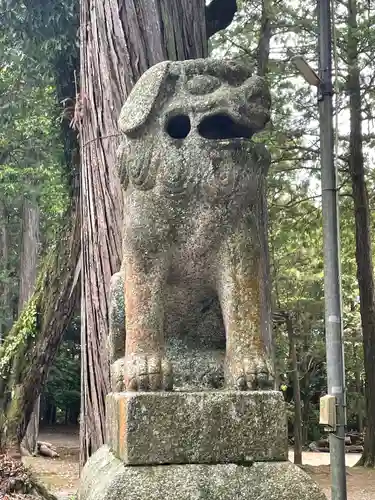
[78, 59, 326, 500]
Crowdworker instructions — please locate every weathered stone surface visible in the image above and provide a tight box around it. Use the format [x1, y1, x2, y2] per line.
[78, 445, 327, 500]
[109, 58, 274, 392]
[106, 390, 287, 465]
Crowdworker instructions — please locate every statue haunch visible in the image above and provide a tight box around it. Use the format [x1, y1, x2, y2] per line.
[109, 59, 274, 392]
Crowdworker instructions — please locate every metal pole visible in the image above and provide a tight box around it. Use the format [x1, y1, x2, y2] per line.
[318, 1, 347, 499]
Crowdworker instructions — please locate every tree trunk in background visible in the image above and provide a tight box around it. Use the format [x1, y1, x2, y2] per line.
[351, 338, 364, 432]
[347, 0, 375, 468]
[18, 196, 40, 455]
[286, 314, 302, 465]
[256, 0, 274, 378]
[17, 198, 40, 315]
[79, 0, 237, 465]
[0, 202, 10, 343]
[355, 371, 363, 433]
[0, 186, 80, 456]
[256, 0, 272, 78]
[301, 397, 310, 444]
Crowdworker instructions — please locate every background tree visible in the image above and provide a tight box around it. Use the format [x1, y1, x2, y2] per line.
[18, 194, 40, 454]
[0, 0, 80, 454]
[346, 0, 375, 466]
[215, 0, 375, 461]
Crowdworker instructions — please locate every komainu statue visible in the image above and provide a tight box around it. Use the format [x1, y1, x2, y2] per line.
[109, 59, 274, 393]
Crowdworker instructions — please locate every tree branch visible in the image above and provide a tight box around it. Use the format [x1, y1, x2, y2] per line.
[206, 0, 237, 38]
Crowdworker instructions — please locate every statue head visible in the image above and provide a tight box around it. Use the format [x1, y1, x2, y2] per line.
[117, 59, 271, 193]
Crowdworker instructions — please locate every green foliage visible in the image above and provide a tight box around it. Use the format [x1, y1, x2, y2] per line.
[0, 298, 37, 376]
[0, 10, 72, 339]
[0, 44, 69, 227]
[211, 0, 375, 442]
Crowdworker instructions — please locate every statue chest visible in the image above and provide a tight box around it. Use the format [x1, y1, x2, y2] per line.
[156, 158, 255, 201]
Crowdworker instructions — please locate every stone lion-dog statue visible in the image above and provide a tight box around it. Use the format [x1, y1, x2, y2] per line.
[109, 59, 274, 393]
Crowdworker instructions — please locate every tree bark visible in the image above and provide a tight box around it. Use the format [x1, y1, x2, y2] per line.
[79, 0, 237, 466]
[0, 202, 11, 344]
[17, 198, 40, 315]
[347, 0, 375, 468]
[256, 0, 272, 77]
[256, 0, 274, 375]
[301, 396, 311, 445]
[17, 196, 40, 455]
[286, 314, 302, 465]
[354, 343, 363, 433]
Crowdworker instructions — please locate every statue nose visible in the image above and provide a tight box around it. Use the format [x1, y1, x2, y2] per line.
[186, 75, 221, 95]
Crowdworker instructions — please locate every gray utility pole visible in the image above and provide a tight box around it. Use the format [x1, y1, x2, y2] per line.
[318, 0, 347, 499]
[290, 0, 347, 499]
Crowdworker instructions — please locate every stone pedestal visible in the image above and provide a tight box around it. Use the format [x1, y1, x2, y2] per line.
[78, 391, 327, 500]
[106, 391, 288, 464]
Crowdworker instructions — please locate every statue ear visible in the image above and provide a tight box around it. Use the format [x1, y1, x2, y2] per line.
[119, 61, 171, 135]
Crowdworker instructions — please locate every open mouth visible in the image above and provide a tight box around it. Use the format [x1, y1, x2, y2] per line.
[197, 113, 254, 141]
[165, 112, 254, 141]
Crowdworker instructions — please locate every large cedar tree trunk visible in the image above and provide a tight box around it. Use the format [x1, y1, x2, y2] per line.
[347, 0, 375, 467]
[79, 0, 237, 465]
[17, 196, 41, 454]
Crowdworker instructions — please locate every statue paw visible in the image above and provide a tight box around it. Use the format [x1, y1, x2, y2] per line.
[226, 355, 274, 390]
[124, 354, 173, 391]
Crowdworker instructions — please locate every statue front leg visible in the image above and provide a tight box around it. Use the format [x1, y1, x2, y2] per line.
[124, 257, 172, 391]
[108, 270, 126, 392]
[218, 227, 273, 390]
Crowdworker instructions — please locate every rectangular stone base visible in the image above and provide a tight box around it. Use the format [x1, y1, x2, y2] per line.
[79, 446, 327, 500]
[106, 390, 288, 465]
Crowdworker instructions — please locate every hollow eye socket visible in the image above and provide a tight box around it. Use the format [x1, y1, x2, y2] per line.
[165, 114, 191, 139]
[198, 113, 254, 140]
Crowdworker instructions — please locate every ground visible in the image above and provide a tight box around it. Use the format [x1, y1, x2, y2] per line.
[22, 427, 375, 500]
[22, 427, 79, 498]
[288, 451, 375, 500]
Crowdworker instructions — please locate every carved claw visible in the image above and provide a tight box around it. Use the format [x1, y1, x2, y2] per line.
[226, 355, 274, 390]
[124, 354, 173, 391]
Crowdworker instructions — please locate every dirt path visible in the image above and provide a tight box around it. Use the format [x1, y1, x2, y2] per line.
[289, 451, 375, 500]
[23, 427, 80, 497]
[23, 428, 375, 499]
